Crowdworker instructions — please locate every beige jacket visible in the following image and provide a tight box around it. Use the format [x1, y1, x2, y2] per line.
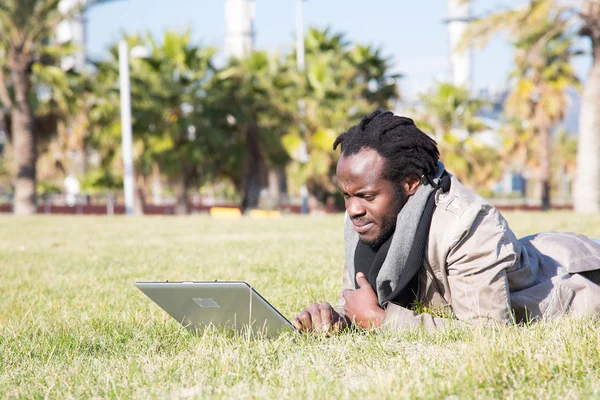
[335, 175, 600, 330]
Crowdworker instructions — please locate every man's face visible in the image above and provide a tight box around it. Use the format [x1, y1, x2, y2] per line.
[336, 148, 410, 248]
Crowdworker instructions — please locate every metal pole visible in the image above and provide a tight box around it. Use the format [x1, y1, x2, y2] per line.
[118, 41, 135, 216]
[296, 0, 309, 214]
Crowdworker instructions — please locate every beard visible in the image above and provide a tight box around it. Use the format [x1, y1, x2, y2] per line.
[361, 218, 396, 249]
[360, 189, 408, 249]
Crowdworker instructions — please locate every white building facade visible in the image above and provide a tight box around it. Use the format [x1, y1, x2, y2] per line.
[56, 0, 87, 71]
[447, 0, 473, 89]
[224, 0, 256, 59]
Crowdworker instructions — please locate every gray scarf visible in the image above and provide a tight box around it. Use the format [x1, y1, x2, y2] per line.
[344, 161, 447, 306]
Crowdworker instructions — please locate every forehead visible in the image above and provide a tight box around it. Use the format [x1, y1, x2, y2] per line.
[336, 148, 385, 186]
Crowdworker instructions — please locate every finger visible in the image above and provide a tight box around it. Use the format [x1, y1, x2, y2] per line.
[356, 272, 370, 289]
[332, 312, 348, 332]
[319, 303, 333, 332]
[291, 316, 304, 331]
[297, 309, 312, 331]
[343, 299, 353, 322]
[342, 289, 353, 299]
[309, 303, 321, 331]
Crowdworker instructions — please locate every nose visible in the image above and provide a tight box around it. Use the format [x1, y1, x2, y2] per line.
[346, 197, 366, 218]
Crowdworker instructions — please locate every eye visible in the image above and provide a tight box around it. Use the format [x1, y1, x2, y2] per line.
[363, 195, 375, 201]
[342, 193, 350, 199]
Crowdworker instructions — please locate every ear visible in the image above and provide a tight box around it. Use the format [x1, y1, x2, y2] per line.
[402, 174, 421, 196]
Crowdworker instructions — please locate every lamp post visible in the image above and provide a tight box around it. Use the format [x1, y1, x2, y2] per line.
[118, 41, 135, 216]
[118, 41, 150, 216]
[296, 0, 309, 214]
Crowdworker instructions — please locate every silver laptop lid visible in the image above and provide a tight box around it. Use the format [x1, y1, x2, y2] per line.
[135, 281, 295, 338]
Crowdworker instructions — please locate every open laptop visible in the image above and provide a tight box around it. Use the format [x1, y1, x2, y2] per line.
[135, 281, 296, 338]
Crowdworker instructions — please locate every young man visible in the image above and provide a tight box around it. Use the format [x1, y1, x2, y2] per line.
[291, 110, 600, 333]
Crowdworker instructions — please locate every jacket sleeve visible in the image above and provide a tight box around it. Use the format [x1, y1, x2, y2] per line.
[381, 205, 516, 331]
[381, 303, 458, 330]
[335, 276, 460, 330]
[444, 205, 515, 325]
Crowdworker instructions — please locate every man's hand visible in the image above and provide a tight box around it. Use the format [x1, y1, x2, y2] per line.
[343, 272, 385, 330]
[291, 302, 348, 334]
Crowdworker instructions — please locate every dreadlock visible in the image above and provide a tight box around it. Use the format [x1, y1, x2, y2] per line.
[333, 109, 440, 185]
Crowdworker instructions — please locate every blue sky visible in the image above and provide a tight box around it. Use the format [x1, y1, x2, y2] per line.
[85, 0, 592, 100]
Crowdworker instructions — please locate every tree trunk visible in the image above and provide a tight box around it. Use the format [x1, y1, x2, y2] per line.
[539, 125, 551, 211]
[0, 110, 6, 155]
[574, 37, 600, 212]
[267, 168, 282, 210]
[10, 49, 36, 215]
[434, 121, 445, 144]
[152, 162, 162, 205]
[134, 174, 145, 215]
[174, 174, 189, 215]
[241, 123, 267, 212]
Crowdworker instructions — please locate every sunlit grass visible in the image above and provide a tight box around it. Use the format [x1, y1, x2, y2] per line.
[1, 212, 600, 398]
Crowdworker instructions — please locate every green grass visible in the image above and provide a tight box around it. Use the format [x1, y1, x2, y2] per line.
[1, 212, 600, 399]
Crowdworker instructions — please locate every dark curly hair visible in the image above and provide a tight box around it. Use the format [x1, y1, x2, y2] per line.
[333, 109, 440, 185]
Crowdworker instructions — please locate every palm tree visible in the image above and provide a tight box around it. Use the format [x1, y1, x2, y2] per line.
[500, 118, 537, 190]
[88, 31, 218, 215]
[210, 50, 295, 211]
[348, 43, 401, 108]
[417, 82, 501, 190]
[468, 6, 579, 209]
[0, 0, 116, 214]
[81, 59, 124, 200]
[34, 61, 99, 187]
[283, 28, 400, 205]
[553, 128, 578, 203]
[463, 0, 600, 212]
[576, 2, 600, 212]
[508, 24, 577, 209]
[418, 82, 484, 142]
[130, 31, 218, 214]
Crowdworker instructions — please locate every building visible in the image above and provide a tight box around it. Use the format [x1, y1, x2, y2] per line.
[56, 0, 87, 71]
[224, 0, 256, 59]
[446, 0, 473, 89]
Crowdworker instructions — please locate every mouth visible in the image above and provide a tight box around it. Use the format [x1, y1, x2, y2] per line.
[352, 222, 374, 234]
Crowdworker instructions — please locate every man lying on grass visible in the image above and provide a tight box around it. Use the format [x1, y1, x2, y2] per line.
[292, 110, 600, 333]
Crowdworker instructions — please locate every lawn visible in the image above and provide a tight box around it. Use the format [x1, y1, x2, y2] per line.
[1, 212, 600, 399]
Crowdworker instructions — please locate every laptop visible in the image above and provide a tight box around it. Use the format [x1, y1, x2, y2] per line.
[135, 281, 296, 338]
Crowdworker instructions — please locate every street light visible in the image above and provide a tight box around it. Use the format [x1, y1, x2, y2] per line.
[118, 41, 136, 216]
[296, 0, 309, 214]
[118, 41, 151, 216]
